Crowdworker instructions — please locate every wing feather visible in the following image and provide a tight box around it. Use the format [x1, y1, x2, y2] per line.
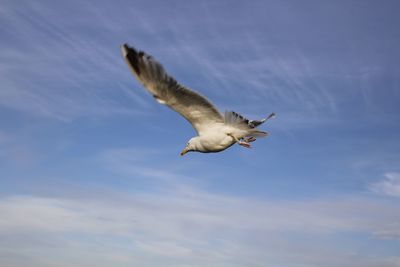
[121, 44, 223, 134]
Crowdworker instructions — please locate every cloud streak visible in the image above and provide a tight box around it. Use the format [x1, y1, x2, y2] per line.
[1, 187, 400, 267]
[0, 1, 151, 121]
[2, 0, 397, 130]
[370, 172, 400, 198]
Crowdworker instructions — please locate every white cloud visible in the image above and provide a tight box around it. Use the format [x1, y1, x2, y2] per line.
[1, 189, 399, 267]
[370, 172, 400, 197]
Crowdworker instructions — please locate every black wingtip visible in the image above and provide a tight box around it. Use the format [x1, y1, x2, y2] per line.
[120, 43, 141, 75]
[267, 112, 276, 120]
[120, 43, 136, 57]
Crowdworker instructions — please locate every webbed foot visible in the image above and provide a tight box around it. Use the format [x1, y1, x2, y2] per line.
[228, 133, 252, 149]
[238, 141, 251, 148]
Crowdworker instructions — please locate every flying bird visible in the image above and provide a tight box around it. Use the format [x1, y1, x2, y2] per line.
[121, 44, 275, 156]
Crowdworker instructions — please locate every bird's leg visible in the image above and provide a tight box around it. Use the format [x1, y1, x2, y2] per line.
[244, 136, 257, 143]
[228, 133, 252, 149]
[238, 141, 251, 148]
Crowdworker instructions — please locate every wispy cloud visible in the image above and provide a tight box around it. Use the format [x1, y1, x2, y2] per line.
[370, 172, 400, 198]
[0, 1, 151, 121]
[92, 147, 202, 189]
[1, 187, 399, 267]
[2, 0, 395, 128]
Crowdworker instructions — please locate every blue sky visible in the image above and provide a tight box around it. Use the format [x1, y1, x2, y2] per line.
[1, 0, 400, 266]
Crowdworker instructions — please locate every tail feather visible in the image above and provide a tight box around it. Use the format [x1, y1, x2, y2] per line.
[225, 111, 275, 129]
[248, 130, 269, 138]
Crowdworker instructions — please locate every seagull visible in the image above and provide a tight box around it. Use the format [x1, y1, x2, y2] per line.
[121, 44, 275, 156]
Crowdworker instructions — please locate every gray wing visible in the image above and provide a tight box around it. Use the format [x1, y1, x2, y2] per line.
[121, 44, 223, 135]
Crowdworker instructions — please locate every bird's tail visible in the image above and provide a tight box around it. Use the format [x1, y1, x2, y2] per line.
[247, 130, 269, 138]
[225, 111, 275, 129]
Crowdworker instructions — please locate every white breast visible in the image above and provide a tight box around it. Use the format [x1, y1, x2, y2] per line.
[197, 124, 236, 152]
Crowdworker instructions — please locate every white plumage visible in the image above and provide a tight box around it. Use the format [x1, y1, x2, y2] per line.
[121, 44, 275, 155]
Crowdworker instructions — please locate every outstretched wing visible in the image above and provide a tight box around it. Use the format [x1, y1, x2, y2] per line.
[121, 44, 223, 135]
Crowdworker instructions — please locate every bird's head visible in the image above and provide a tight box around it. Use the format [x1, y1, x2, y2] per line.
[180, 137, 200, 156]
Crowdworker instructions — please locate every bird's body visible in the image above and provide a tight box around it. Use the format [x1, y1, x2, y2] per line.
[120, 44, 275, 155]
[189, 124, 237, 153]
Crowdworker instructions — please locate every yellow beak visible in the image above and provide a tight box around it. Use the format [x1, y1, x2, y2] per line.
[180, 147, 189, 156]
